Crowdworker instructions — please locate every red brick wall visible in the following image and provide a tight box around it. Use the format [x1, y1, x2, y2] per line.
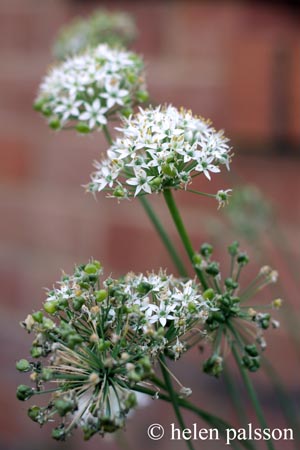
[1, 1, 300, 449]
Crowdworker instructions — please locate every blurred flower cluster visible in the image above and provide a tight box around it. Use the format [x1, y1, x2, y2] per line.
[88, 105, 231, 198]
[53, 9, 137, 60]
[34, 44, 148, 132]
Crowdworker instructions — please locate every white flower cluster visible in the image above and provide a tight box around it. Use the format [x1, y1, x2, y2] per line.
[89, 105, 231, 198]
[53, 9, 137, 60]
[35, 44, 147, 132]
[42, 265, 211, 358]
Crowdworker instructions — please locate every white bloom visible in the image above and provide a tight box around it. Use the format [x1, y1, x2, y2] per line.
[89, 105, 232, 198]
[79, 99, 107, 129]
[35, 44, 147, 132]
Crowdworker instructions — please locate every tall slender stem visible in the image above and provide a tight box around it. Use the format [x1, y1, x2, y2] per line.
[139, 196, 187, 277]
[102, 125, 187, 277]
[163, 189, 208, 289]
[159, 355, 195, 450]
[229, 324, 275, 450]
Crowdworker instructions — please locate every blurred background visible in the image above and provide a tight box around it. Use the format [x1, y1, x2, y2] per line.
[1, 0, 299, 449]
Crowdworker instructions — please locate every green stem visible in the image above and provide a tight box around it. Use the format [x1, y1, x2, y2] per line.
[163, 189, 208, 289]
[102, 125, 187, 278]
[103, 124, 113, 145]
[159, 356, 195, 450]
[139, 196, 187, 277]
[229, 324, 275, 450]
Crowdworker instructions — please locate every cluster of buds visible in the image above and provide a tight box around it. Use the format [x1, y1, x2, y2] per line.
[53, 9, 137, 60]
[34, 44, 148, 132]
[16, 262, 211, 440]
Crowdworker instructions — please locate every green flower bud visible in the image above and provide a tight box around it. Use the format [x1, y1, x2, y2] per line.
[161, 163, 176, 177]
[44, 300, 58, 314]
[237, 252, 249, 266]
[32, 311, 43, 323]
[75, 122, 90, 134]
[16, 359, 31, 372]
[200, 243, 213, 258]
[136, 90, 149, 103]
[149, 176, 162, 189]
[245, 344, 259, 357]
[225, 278, 239, 290]
[113, 186, 126, 197]
[16, 385, 34, 401]
[41, 368, 53, 381]
[49, 117, 61, 130]
[98, 339, 111, 352]
[228, 241, 239, 256]
[203, 288, 215, 300]
[95, 289, 107, 303]
[33, 99, 45, 112]
[125, 392, 137, 409]
[84, 263, 100, 274]
[120, 107, 133, 118]
[72, 296, 85, 311]
[42, 317, 55, 329]
[205, 262, 220, 277]
[30, 346, 43, 358]
[52, 427, 66, 441]
[192, 253, 202, 266]
[203, 355, 223, 378]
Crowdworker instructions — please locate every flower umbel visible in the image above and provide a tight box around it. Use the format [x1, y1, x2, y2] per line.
[196, 242, 281, 377]
[53, 9, 137, 60]
[17, 261, 210, 440]
[34, 44, 148, 132]
[88, 105, 232, 198]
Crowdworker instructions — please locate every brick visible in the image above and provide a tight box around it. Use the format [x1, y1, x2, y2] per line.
[0, 137, 30, 181]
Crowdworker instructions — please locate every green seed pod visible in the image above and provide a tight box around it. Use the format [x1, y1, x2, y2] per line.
[28, 405, 41, 422]
[84, 263, 98, 274]
[52, 427, 66, 441]
[54, 398, 75, 417]
[30, 346, 43, 358]
[125, 392, 137, 409]
[16, 385, 34, 401]
[203, 288, 215, 300]
[16, 359, 31, 372]
[72, 296, 85, 311]
[245, 344, 259, 357]
[95, 289, 107, 303]
[225, 278, 239, 290]
[43, 300, 58, 314]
